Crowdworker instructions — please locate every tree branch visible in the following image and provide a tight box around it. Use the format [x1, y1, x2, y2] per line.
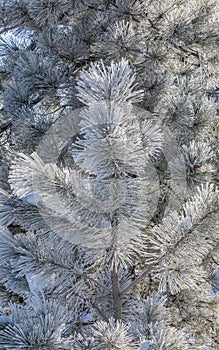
[111, 262, 122, 320]
[0, 25, 18, 35]
[120, 264, 155, 297]
[91, 301, 109, 323]
[120, 208, 218, 296]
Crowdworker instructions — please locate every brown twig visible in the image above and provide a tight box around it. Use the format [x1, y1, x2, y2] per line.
[111, 262, 122, 320]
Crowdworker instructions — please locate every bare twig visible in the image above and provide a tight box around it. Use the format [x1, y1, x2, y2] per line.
[111, 262, 122, 320]
[91, 301, 109, 323]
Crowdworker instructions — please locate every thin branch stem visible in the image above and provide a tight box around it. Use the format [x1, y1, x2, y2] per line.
[80, 273, 112, 293]
[111, 262, 122, 320]
[75, 292, 109, 323]
[120, 264, 155, 297]
[0, 25, 18, 35]
[35, 255, 112, 293]
[91, 301, 109, 323]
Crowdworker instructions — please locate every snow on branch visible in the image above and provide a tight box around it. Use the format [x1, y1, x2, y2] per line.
[0, 292, 71, 349]
[0, 226, 103, 306]
[147, 183, 218, 294]
[76, 58, 143, 105]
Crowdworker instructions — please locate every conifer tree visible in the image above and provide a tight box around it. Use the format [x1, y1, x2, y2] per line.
[0, 1, 218, 349]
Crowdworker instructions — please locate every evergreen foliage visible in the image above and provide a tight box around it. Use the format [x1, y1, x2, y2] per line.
[0, 0, 218, 349]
